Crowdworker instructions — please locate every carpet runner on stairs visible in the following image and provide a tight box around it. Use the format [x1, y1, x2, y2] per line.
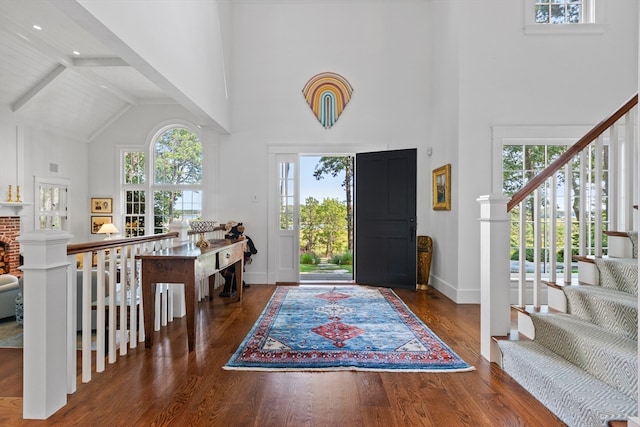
[497, 244, 638, 427]
[563, 285, 637, 341]
[499, 340, 637, 427]
[530, 312, 637, 399]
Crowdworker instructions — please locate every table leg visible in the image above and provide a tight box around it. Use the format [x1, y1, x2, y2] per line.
[233, 258, 244, 302]
[208, 274, 216, 301]
[142, 279, 156, 349]
[184, 265, 196, 352]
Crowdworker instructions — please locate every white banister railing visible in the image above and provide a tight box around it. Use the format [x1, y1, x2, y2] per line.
[623, 109, 635, 229]
[69, 223, 230, 390]
[549, 173, 557, 285]
[67, 233, 179, 388]
[479, 94, 638, 363]
[534, 188, 542, 307]
[517, 200, 526, 307]
[563, 161, 572, 283]
[513, 102, 637, 303]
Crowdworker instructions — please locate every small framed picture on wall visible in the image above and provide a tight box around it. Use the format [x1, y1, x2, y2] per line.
[432, 164, 451, 211]
[91, 198, 112, 214]
[91, 216, 112, 234]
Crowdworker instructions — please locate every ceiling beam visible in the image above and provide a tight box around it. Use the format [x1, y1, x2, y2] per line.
[12, 64, 66, 112]
[71, 66, 138, 105]
[72, 57, 129, 67]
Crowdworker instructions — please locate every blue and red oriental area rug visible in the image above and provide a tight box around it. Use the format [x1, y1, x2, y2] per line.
[224, 286, 474, 372]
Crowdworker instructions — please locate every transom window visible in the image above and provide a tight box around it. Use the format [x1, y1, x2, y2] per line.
[532, 0, 595, 24]
[535, 0, 583, 24]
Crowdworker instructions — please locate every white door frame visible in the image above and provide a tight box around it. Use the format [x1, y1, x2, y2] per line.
[267, 144, 387, 284]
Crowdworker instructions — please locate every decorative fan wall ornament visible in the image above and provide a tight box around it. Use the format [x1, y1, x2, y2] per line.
[302, 72, 354, 129]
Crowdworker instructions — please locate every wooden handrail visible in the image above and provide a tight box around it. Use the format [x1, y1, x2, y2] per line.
[507, 94, 638, 212]
[67, 232, 179, 255]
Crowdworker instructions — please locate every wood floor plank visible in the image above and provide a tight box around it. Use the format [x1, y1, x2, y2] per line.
[0, 284, 567, 426]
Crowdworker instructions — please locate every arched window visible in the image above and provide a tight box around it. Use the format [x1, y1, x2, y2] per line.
[152, 127, 202, 234]
[121, 125, 203, 236]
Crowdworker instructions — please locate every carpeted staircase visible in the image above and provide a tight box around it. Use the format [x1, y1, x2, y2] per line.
[497, 231, 638, 427]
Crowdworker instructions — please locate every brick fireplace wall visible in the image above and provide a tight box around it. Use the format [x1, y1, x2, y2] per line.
[0, 216, 21, 276]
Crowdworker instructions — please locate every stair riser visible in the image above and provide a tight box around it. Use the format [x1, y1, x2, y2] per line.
[516, 311, 535, 339]
[609, 234, 635, 259]
[548, 286, 567, 312]
[578, 261, 599, 285]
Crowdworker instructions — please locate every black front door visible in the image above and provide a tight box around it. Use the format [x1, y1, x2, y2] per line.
[355, 149, 417, 289]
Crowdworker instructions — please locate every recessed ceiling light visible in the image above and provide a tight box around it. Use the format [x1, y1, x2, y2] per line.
[73, 51, 80, 56]
[32, 25, 42, 30]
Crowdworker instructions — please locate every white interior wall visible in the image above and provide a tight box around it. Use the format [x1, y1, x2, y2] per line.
[424, 0, 461, 301]
[452, 0, 637, 302]
[223, 0, 431, 284]
[0, 104, 20, 197]
[22, 126, 89, 242]
[0, 110, 89, 243]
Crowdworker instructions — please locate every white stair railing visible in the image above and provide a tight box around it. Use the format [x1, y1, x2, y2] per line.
[511, 99, 637, 310]
[479, 94, 638, 363]
[66, 233, 179, 387]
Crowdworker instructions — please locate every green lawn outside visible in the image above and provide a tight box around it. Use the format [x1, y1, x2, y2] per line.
[299, 264, 353, 273]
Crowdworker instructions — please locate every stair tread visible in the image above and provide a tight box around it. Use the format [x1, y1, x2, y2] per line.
[492, 330, 530, 342]
[511, 304, 561, 315]
[542, 277, 585, 288]
[531, 312, 637, 349]
[575, 255, 595, 263]
[607, 230, 637, 237]
[577, 254, 637, 263]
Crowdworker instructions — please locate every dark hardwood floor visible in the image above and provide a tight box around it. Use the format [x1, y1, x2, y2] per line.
[0, 284, 566, 426]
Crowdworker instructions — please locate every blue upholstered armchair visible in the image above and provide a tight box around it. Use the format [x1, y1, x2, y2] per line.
[0, 274, 20, 320]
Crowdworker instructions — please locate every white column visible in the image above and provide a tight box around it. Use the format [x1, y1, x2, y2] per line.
[477, 194, 511, 363]
[168, 221, 188, 317]
[18, 230, 73, 419]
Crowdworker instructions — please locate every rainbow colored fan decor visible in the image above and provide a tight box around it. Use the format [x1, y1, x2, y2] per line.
[302, 72, 354, 129]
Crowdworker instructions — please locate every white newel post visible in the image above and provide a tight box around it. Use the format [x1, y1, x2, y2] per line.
[169, 220, 189, 248]
[477, 194, 511, 363]
[18, 230, 73, 419]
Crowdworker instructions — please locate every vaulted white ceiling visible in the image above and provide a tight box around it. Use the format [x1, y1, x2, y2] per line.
[0, 0, 173, 142]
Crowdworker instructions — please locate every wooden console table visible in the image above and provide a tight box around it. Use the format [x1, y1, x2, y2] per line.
[136, 239, 244, 351]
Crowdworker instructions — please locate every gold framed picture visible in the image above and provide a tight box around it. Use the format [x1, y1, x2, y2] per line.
[432, 164, 451, 210]
[91, 216, 112, 234]
[91, 197, 112, 213]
